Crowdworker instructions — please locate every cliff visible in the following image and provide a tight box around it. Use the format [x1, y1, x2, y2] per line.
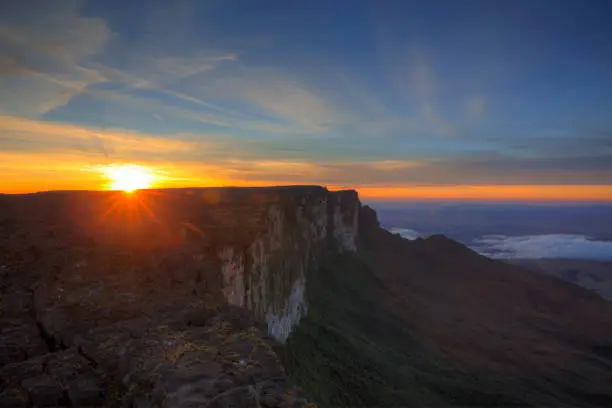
[215, 188, 359, 342]
[0, 186, 360, 407]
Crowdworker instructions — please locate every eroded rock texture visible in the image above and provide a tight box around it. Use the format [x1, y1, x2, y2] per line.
[0, 186, 358, 407]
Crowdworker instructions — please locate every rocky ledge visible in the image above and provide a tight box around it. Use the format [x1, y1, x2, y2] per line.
[0, 187, 359, 407]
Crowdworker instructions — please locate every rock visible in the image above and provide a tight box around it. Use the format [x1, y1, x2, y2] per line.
[162, 382, 213, 407]
[219, 338, 255, 360]
[45, 348, 94, 383]
[73, 326, 133, 376]
[0, 322, 48, 365]
[0, 388, 28, 408]
[257, 380, 285, 408]
[20, 375, 64, 407]
[212, 375, 236, 394]
[0, 188, 331, 407]
[0, 341, 25, 366]
[157, 360, 225, 396]
[183, 307, 216, 327]
[0, 357, 45, 388]
[177, 359, 224, 380]
[207, 385, 260, 408]
[67, 377, 103, 406]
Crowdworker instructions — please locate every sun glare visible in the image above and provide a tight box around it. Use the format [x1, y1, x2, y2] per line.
[102, 164, 156, 192]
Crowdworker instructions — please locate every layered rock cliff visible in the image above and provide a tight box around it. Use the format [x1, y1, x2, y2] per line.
[216, 188, 359, 342]
[0, 186, 360, 407]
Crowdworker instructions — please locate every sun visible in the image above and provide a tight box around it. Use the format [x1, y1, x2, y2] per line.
[102, 164, 156, 192]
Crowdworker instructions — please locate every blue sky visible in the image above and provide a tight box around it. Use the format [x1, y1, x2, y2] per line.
[1, 0, 612, 192]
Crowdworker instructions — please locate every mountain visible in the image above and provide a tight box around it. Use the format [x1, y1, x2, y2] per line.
[1, 188, 611, 407]
[506, 258, 612, 301]
[286, 205, 612, 407]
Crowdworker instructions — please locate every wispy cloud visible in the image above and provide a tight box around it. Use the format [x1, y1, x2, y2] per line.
[381, 44, 457, 137]
[0, 0, 112, 115]
[0, 116, 195, 158]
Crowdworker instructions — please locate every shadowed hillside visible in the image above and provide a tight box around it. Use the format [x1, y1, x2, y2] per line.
[285, 205, 612, 407]
[507, 258, 612, 300]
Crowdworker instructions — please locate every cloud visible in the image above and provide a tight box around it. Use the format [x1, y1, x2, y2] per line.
[0, 2, 240, 122]
[210, 153, 611, 186]
[207, 75, 351, 134]
[129, 53, 238, 88]
[93, 52, 239, 104]
[388, 228, 424, 240]
[7, 114, 605, 188]
[0, 0, 113, 116]
[472, 234, 612, 261]
[0, 3, 111, 61]
[383, 46, 456, 137]
[0, 1, 475, 143]
[0, 116, 195, 158]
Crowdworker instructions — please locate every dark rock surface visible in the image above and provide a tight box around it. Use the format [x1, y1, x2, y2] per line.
[0, 188, 318, 407]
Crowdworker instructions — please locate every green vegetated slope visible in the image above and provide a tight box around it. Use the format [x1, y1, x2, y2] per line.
[284, 208, 612, 407]
[284, 251, 434, 406]
[284, 252, 526, 407]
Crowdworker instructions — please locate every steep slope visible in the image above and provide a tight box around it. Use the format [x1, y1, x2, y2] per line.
[286, 205, 612, 407]
[507, 258, 612, 300]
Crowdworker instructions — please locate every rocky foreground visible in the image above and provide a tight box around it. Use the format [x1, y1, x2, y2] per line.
[0, 187, 353, 407]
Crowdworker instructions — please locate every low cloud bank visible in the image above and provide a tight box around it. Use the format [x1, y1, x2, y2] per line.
[472, 234, 612, 261]
[388, 228, 424, 240]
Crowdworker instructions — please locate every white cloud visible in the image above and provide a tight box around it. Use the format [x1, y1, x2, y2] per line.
[238, 79, 347, 132]
[472, 234, 612, 261]
[388, 228, 425, 240]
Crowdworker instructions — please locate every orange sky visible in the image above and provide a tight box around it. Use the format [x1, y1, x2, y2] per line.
[356, 185, 612, 202]
[2, 116, 611, 201]
[1, 155, 610, 202]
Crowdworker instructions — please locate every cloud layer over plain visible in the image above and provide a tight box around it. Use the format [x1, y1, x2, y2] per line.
[472, 234, 612, 261]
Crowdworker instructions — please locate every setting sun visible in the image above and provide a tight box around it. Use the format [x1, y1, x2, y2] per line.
[101, 164, 156, 192]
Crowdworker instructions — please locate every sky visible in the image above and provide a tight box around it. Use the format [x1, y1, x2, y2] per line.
[1, 0, 612, 200]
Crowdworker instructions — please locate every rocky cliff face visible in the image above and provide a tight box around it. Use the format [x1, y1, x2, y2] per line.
[0, 186, 360, 407]
[216, 188, 359, 342]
